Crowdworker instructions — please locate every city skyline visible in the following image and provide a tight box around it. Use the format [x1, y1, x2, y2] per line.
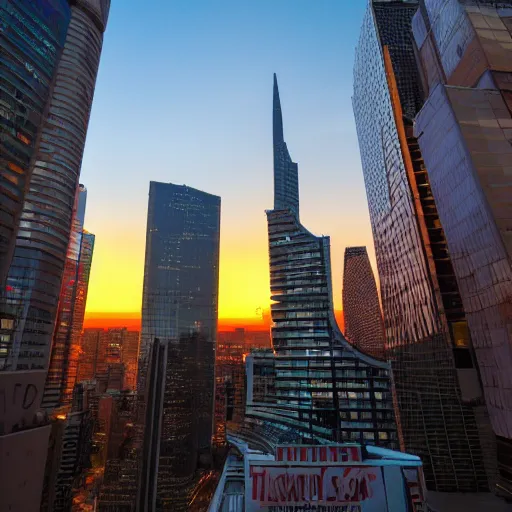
[79, 0, 374, 320]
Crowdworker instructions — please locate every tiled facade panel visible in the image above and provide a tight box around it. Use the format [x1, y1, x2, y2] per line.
[415, 84, 512, 439]
[342, 246, 386, 358]
[415, 1, 512, 92]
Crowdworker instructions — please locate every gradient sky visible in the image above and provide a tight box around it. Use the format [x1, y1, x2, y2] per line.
[80, 0, 375, 320]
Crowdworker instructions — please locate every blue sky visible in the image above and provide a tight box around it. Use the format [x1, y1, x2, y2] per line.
[80, 0, 374, 316]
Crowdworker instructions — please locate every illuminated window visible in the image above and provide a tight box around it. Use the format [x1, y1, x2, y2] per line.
[1, 319, 14, 330]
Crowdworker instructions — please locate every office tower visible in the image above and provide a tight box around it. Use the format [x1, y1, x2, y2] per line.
[119, 329, 139, 390]
[0, 0, 110, 373]
[138, 182, 220, 511]
[0, 0, 71, 288]
[0, 3, 108, 510]
[67, 230, 95, 392]
[413, 0, 512, 495]
[239, 75, 399, 449]
[43, 185, 91, 410]
[213, 329, 247, 447]
[342, 246, 385, 357]
[77, 328, 105, 383]
[353, 0, 490, 492]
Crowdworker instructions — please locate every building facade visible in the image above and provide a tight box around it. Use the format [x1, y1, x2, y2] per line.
[234, 75, 399, 453]
[138, 182, 220, 510]
[210, 76, 431, 511]
[43, 184, 90, 410]
[342, 246, 385, 358]
[0, 0, 70, 288]
[413, 0, 512, 494]
[0, 0, 110, 373]
[353, 0, 490, 492]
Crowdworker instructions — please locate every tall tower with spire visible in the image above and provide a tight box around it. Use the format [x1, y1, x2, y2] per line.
[273, 74, 299, 217]
[240, 76, 399, 449]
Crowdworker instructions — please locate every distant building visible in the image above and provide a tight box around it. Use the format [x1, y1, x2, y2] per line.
[137, 182, 220, 511]
[342, 246, 385, 358]
[120, 330, 139, 390]
[77, 329, 105, 383]
[77, 328, 139, 392]
[43, 186, 95, 410]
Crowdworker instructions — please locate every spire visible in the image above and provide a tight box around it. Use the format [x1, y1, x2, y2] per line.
[273, 73, 284, 145]
[272, 74, 299, 217]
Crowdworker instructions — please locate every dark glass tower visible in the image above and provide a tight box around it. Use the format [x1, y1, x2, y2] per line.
[352, 0, 490, 492]
[138, 182, 220, 511]
[0, 0, 71, 288]
[240, 76, 398, 450]
[0, 0, 110, 372]
[342, 246, 385, 358]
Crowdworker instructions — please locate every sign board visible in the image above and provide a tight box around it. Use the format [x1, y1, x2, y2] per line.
[246, 445, 426, 512]
[248, 463, 386, 512]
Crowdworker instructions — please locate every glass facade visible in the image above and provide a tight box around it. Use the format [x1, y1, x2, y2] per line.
[0, 0, 70, 288]
[239, 75, 399, 453]
[138, 182, 220, 511]
[342, 246, 385, 358]
[42, 184, 88, 410]
[0, 0, 110, 372]
[352, 0, 490, 492]
[273, 73, 299, 218]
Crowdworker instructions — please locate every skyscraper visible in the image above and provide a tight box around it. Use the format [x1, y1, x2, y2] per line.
[77, 328, 105, 384]
[412, 0, 512, 495]
[342, 246, 385, 358]
[43, 184, 90, 410]
[0, 0, 71, 288]
[0, 0, 110, 373]
[0, 3, 109, 509]
[239, 75, 399, 449]
[120, 329, 139, 391]
[138, 182, 220, 511]
[353, 0, 490, 491]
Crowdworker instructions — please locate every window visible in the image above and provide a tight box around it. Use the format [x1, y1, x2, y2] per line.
[1, 319, 14, 330]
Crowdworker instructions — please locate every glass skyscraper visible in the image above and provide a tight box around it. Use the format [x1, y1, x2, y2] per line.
[0, 3, 109, 509]
[352, 0, 490, 492]
[42, 184, 89, 410]
[342, 246, 385, 358]
[0, 0, 110, 373]
[0, 0, 71, 288]
[138, 181, 220, 511]
[237, 75, 398, 451]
